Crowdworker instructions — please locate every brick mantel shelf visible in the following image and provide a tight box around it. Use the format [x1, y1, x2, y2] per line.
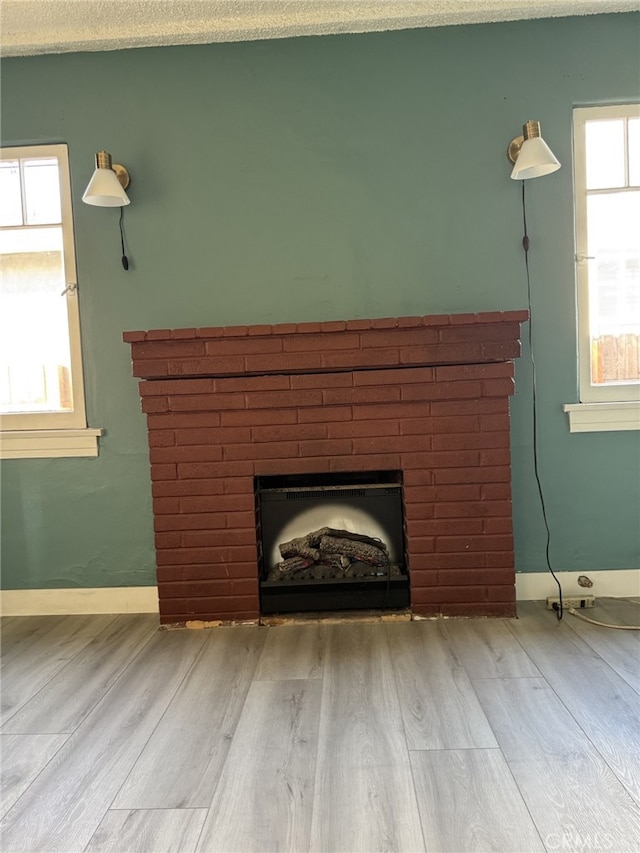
[124, 311, 529, 624]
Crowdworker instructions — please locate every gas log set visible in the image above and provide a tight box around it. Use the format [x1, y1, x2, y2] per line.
[275, 527, 390, 578]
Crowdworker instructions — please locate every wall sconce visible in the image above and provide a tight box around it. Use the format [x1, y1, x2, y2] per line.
[507, 120, 560, 180]
[82, 150, 131, 269]
[82, 151, 130, 206]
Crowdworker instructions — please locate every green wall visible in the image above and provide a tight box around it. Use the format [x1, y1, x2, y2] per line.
[1, 13, 639, 590]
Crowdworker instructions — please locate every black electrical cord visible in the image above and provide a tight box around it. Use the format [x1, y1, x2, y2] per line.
[520, 181, 563, 620]
[119, 207, 130, 270]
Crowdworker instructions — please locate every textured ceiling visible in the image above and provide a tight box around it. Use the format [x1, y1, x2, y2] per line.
[1, 0, 638, 57]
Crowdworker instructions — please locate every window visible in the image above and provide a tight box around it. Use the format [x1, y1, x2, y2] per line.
[0, 144, 100, 457]
[565, 105, 640, 432]
[574, 105, 640, 401]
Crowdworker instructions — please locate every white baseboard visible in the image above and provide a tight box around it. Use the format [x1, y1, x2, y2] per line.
[0, 586, 159, 616]
[1, 573, 638, 616]
[516, 569, 640, 601]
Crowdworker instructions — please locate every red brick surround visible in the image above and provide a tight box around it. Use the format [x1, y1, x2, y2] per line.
[124, 311, 528, 624]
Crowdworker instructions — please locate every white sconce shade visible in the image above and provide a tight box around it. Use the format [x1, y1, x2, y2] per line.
[508, 121, 560, 180]
[82, 151, 130, 206]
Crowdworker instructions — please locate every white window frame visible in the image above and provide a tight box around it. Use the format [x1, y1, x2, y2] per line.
[0, 144, 101, 458]
[566, 104, 640, 433]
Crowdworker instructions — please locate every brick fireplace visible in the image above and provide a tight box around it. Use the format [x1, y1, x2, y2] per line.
[124, 311, 528, 624]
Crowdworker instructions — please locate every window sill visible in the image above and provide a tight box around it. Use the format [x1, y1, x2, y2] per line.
[0, 428, 103, 459]
[563, 402, 640, 433]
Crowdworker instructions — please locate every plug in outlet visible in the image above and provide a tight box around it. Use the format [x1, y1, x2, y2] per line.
[546, 594, 595, 610]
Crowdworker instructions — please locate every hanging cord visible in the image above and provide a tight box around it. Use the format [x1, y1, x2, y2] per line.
[521, 181, 563, 620]
[119, 207, 129, 270]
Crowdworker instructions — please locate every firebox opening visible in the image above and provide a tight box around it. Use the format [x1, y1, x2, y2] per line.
[256, 471, 409, 614]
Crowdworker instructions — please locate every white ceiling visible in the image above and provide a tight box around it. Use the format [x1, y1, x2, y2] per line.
[1, 0, 638, 57]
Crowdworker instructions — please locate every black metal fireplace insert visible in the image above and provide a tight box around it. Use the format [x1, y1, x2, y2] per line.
[256, 471, 410, 614]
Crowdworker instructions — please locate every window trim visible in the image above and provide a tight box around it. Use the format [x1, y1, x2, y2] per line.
[563, 401, 640, 433]
[0, 427, 103, 459]
[573, 103, 640, 406]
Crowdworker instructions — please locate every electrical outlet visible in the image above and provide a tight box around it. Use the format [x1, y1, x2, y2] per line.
[546, 594, 595, 610]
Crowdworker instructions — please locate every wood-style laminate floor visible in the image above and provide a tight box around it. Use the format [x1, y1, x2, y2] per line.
[1, 599, 639, 852]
